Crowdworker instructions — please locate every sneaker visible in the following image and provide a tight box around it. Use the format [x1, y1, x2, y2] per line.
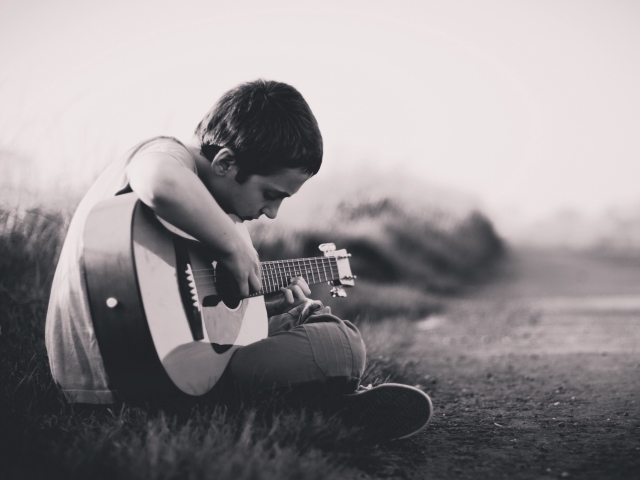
[340, 383, 433, 441]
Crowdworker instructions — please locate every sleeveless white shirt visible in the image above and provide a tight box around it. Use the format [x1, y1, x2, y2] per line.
[46, 137, 202, 403]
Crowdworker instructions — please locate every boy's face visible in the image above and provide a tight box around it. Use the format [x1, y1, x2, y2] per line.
[215, 167, 311, 221]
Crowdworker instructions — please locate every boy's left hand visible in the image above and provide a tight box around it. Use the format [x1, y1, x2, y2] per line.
[265, 276, 311, 317]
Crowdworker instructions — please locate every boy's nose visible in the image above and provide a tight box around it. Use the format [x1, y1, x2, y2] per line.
[262, 199, 284, 219]
[261, 204, 279, 219]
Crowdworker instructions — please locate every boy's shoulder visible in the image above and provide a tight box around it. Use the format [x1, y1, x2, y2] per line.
[129, 136, 197, 174]
[136, 137, 252, 242]
[156, 210, 251, 244]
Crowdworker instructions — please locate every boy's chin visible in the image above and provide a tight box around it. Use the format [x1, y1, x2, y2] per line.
[232, 214, 260, 222]
[227, 213, 247, 223]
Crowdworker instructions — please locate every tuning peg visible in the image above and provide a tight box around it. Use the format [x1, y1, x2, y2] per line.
[330, 286, 347, 298]
[319, 243, 336, 253]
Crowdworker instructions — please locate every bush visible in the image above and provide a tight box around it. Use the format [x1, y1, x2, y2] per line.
[253, 197, 504, 320]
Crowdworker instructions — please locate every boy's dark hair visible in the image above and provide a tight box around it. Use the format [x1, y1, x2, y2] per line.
[195, 79, 323, 183]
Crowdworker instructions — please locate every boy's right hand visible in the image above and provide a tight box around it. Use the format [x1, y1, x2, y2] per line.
[217, 242, 262, 298]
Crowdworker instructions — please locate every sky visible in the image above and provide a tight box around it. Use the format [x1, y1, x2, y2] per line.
[1, 0, 639, 241]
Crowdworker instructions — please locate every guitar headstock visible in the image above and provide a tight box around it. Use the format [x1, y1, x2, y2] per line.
[319, 243, 356, 297]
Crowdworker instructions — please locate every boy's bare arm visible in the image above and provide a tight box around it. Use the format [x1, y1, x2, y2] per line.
[127, 152, 261, 297]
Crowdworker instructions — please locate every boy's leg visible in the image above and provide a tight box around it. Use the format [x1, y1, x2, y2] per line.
[227, 312, 365, 397]
[224, 312, 433, 441]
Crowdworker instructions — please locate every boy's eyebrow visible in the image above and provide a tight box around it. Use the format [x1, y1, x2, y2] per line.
[267, 188, 292, 198]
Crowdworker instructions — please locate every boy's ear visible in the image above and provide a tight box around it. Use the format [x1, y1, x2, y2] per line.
[211, 148, 238, 176]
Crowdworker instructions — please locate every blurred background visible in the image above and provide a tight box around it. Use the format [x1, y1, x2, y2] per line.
[1, 0, 640, 314]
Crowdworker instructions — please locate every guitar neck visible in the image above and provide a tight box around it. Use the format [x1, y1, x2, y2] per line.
[255, 256, 340, 296]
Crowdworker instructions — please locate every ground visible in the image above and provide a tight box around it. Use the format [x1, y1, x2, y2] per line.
[385, 248, 640, 479]
[3, 241, 640, 479]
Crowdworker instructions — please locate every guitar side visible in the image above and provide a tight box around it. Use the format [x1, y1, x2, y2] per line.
[83, 194, 181, 399]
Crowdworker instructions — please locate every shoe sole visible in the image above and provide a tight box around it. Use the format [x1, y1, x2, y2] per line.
[342, 383, 433, 441]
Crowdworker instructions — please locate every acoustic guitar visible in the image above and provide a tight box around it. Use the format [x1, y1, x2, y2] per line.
[83, 193, 355, 400]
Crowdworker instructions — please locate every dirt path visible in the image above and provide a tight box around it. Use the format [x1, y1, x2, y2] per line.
[402, 249, 640, 479]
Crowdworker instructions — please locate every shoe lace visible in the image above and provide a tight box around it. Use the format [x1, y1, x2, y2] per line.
[356, 383, 374, 392]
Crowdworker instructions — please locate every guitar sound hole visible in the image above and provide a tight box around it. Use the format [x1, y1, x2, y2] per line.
[211, 344, 233, 354]
[214, 263, 242, 309]
[222, 297, 241, 309]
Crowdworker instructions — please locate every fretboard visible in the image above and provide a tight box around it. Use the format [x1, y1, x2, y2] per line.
[253, 256, 339, 296]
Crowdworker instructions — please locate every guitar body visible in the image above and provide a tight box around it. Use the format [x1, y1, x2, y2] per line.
[83, 193, 267, 400]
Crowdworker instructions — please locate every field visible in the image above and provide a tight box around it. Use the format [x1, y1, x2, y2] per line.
[3, 187, 640, 479]
[0, 195, 504, 480]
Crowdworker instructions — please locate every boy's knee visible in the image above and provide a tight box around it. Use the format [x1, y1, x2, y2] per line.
[302, 315, 366, 380]
[341, 320, 366, 378]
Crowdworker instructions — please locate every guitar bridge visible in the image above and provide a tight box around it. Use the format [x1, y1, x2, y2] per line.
[173, 237, 205, 341]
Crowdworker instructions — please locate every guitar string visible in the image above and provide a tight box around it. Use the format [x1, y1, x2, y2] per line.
[192, 269, 339, 284]
[188, 264, 336, 273]
[206, 276, 333, 286]
[190, 259, 339, 279]
[189, 266, 338, 276]
[191, 279, 322, 295]
[188, 257, 339, 273]
[189, 259, 342, 290]
[191, 266, 339, 282]
[192, 274, 334, 285]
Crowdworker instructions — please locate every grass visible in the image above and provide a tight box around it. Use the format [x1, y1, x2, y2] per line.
[0, 198, 503, 480]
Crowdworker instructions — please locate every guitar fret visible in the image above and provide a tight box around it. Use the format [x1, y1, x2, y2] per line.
[290, 260, 297, 282]
[289, 260, 295, 278]
[277, 261, 283, 287]
[311, 258, 317, 283]
[267, 262, 274, 292]
[269, 262, 275, 290]
[274, 262, 280, 290]
[281, 260, 288, 287]
[271, 262, 278, 292]
[272, 261, 280, 290]
[297, 260, 304, 283]
[267, 263, 271, 293]
[309, 259, 316, 284]
[263, 263, 269, 293]
[286, 260, 293, 282]
[293, 260, 301, 281]
[273, 263, 277, 293]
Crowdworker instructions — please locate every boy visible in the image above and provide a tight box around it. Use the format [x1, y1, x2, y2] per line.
[45, 80, 432, 440]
